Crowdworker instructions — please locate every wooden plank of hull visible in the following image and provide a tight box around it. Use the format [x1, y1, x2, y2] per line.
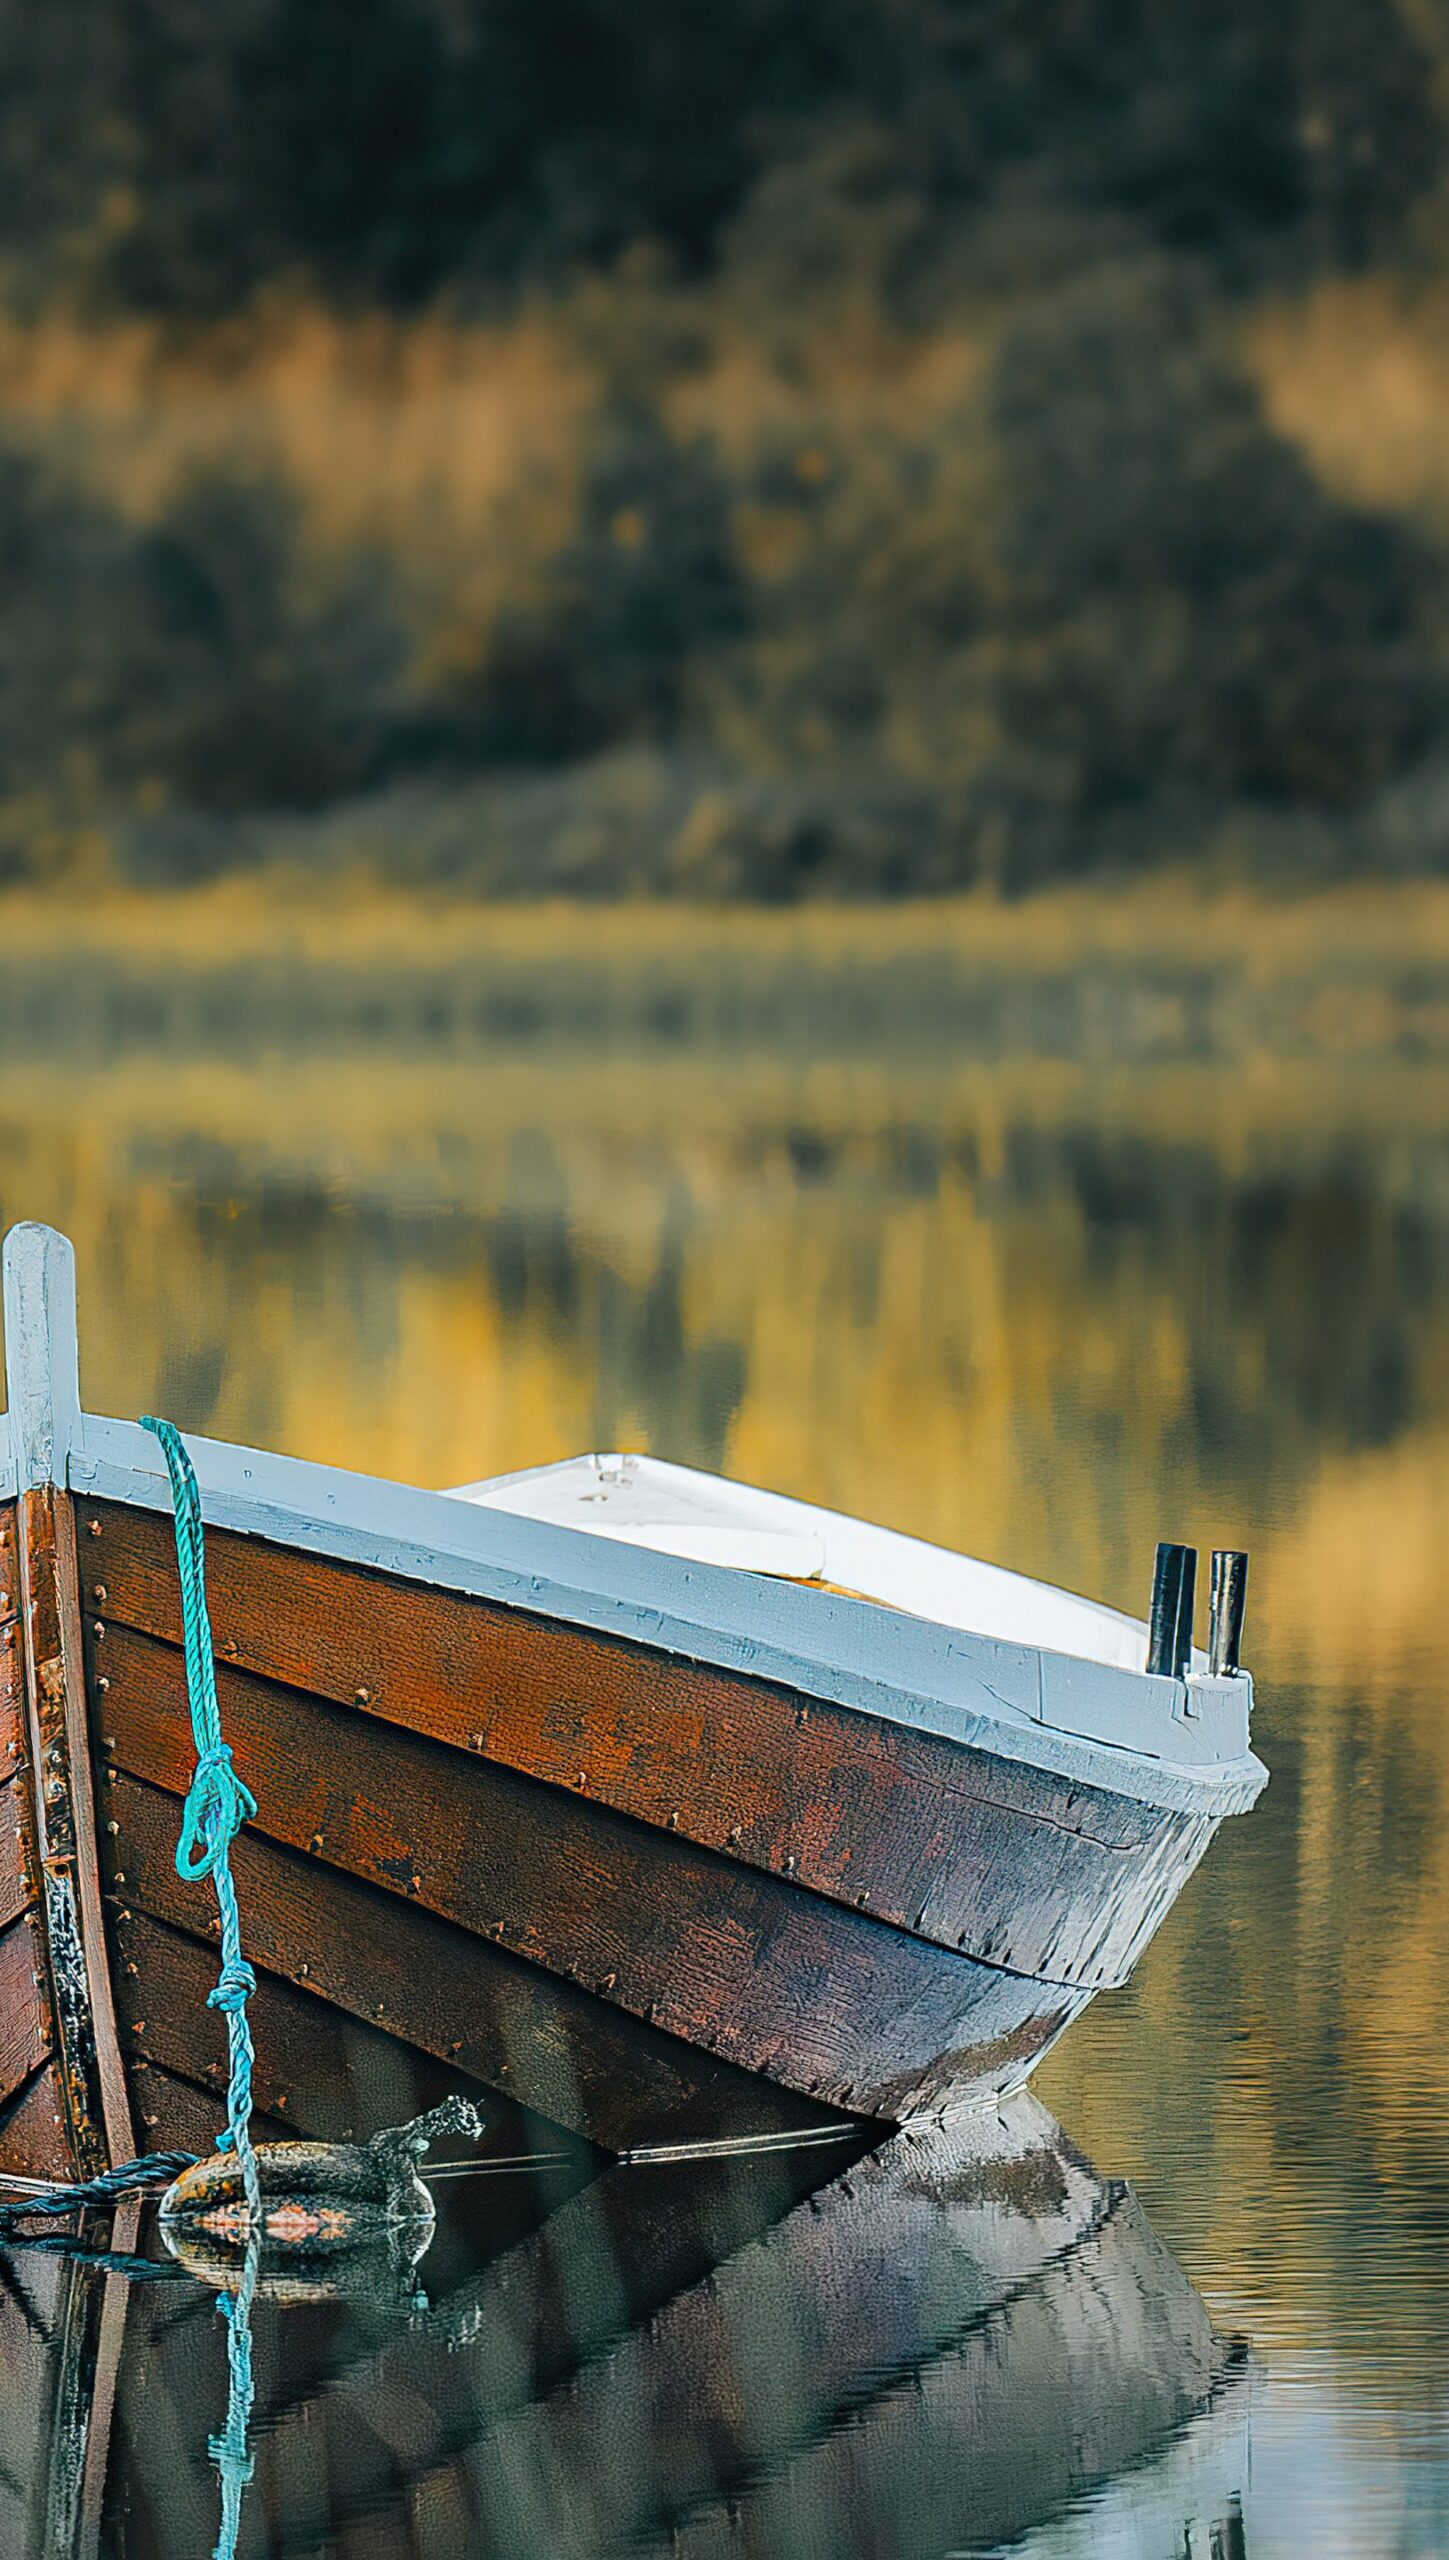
[0, 1514, 33, 1945]
[103, 1773, 835, 2148]
[96, 1647, 1092, 2125]
[0, 2062, 73, 2180]
[0, 1911, 52, 2109]
[13, 1488, 134, 2177]
[85, 1499, 1214, 1990]
[0, 1620, 22, 1776]
[0, 1524, 59, 2179]
[115, 1905, 504, 2149]
[3, 1232, 134, 2177]
[0, 1781, 29, 1933]
[129, 2058, 291, 2159]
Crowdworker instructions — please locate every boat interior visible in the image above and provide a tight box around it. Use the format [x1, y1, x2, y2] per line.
[454, 1449, 1186, 1675]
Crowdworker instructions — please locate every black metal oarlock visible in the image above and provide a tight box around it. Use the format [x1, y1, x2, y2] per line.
[1147, 1542, 1197, 1678]
[1208, 1550, 1249, 1676]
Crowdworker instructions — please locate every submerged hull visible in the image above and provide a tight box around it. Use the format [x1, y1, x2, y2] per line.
[0, 1224, 1266, 2177]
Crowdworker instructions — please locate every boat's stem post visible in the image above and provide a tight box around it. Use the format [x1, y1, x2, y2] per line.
[1146, 1542, 1196, 1678]
[2, 1223, 134, 2176]
[1208, 1551, 1249, 1676]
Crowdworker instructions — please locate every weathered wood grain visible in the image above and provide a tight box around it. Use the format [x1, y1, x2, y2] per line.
[0, 1910, 51, 2108]
[84, 1499, 1212, 1987]
[0, 1502, 16, 1625]
[95, 1637, 1089, 2121]
[0, 1519, 33, 1945]
[0, 2060, 72, 2180]
[128, 2057, 291, 2157]
[0, 1781, 29, 1931]
[114, 1904, 499, 2147]
[15, 1486, 134, 2174]
[0, 1621, 23, 1772]
[103, 1772, 828, 2148]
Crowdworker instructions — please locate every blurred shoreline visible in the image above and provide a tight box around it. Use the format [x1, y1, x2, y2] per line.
[5, 878, 1449, 1063]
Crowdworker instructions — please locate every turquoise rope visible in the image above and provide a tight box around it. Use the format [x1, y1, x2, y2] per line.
[139, 1418, 261, 2223]
[208, 2232, 258, 2560]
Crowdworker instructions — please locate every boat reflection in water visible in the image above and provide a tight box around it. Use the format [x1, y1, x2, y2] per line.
[0, 2093, 1250, 2560]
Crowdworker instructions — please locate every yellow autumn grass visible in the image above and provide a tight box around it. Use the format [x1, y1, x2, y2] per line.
[7, 871, 1449, 977]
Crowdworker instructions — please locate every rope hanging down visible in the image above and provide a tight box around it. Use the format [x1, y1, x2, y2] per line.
[139, 1417, 261, 2224]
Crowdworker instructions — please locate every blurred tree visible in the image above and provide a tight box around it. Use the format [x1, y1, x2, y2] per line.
[986, 263, 1442, 858]
[458, 411, 744, 758]
[0, 0, 1438, 309]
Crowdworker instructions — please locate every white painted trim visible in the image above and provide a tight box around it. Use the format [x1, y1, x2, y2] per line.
[452, 1450, 1167, 1675]
[0, 1409, 16, 1502]
[2, 1224, 82, 1492]
[71, 1409, 1265, 1821]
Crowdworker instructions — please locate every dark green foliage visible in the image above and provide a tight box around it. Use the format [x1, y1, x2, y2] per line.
[461, 414, 746, 760]
[986, 267, 1441, 854]
[0, 0, 1445, 891]
[0, 453, 403, 859]
[0, 0, 1438, 310]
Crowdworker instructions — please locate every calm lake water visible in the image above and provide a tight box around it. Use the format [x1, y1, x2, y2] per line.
[1, 1036, 1447, 2556]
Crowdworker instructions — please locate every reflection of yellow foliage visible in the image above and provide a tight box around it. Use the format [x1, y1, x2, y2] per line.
[1264, 1431, 1449, 1700]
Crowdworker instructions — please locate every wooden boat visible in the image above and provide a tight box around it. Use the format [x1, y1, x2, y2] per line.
[0, 1221, 1267, 2182]
[0, 2090, 1252, 2560]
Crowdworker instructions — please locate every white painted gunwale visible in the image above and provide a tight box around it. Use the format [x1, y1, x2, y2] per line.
[0, 1223, 1265, 1823]
[453, 1450, 1162, 1670]
[46, 1408, 1265, 1821]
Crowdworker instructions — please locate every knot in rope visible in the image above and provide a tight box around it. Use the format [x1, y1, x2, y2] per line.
[140, 1416, 260, 2225]
[177, 1742, 258, 1884]
[208, 1956, 257, 2016]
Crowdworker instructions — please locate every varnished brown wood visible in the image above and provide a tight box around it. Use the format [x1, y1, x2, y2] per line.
[0, 2062, 72, 2179]
[114, 1905, 499, 2146]
[0, 1912, 51, 2108]
[0, 1782, 30, 1932]
[0, 1620, 24, 1775]
[128, 2057, 291, 2156]
[95, 1639, 1089, 2122]
[0, 1571, 34, 1953]
[103, 1772, 827, 2148]
[85, 1500, 1212, 1987]
[15, 1488, 133, 2173]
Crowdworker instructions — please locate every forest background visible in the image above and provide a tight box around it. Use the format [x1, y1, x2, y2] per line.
[2, 0, 1448, 907]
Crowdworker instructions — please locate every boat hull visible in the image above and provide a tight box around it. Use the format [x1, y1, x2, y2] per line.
[5, 1482, 1227, 2168]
